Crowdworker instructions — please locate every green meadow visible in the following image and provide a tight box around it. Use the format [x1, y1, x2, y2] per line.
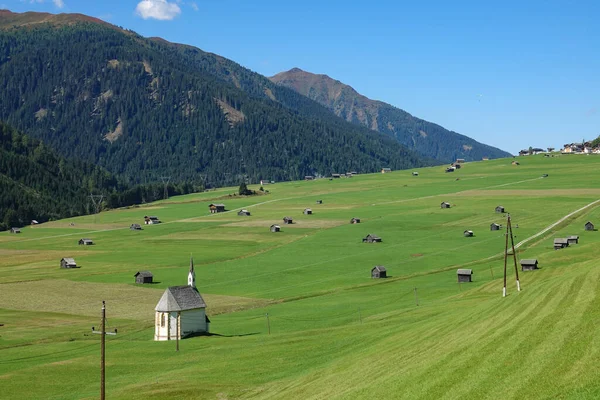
[2, 154, 600, 399]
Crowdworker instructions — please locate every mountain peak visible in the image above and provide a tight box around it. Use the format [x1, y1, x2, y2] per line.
[0, 9, 115, 31]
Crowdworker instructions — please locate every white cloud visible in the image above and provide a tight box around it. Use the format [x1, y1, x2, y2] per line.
[190, 2, 199, 11]
[135, 0, 181, 21]
[53, 0, 64, 8]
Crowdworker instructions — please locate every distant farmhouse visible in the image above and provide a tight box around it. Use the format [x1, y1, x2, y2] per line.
[60, 258, 77, 269]
[371, 266, 387, 279]
[519, 147, 546, 156]
[209, 204, 225, 214]
[520, 259, 539, 271]
[562, 142, 600, 154]
[154, 258, 209, 341]
[363, 234, 382, 243]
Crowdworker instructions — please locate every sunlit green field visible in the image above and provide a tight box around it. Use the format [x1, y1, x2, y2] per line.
[2, 154, 600, 399]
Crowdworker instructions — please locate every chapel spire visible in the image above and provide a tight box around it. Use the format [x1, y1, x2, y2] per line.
[188, 255, 196, 289]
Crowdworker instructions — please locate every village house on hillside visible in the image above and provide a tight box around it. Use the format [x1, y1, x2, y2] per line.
[154, 258, 209, 341]
[562, 142, 600, 154]
[371, 265, 387, 278]
[209, 204, 225, 214]
[60, 258, 77, 269]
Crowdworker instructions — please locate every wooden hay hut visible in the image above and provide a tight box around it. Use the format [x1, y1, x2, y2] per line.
[78, 238, 94, 246]
[520, 259, 539, 271]
[332, 173, 341, 179]
[457, 269, 473, 283]
[304, 176, 314, 181]
[10, 227, 21, 234]
[381, 168, 392, 174]
[237, 209, 251, 216]
[144, 216, 161, 224]
[350, 217, 361, 224]
[495, 205, 505, 213]
[270, 224, 281, 232]
[209, 203, 225, 214]
[441, 202, 451, 209]
[371, 265, 387, 279]
[490, 223, 501, 231]
[134, 271, 154, 284]
[60, 258, 77, 269]
[456, 159, 466, 164]
[283, 216, 293, 224]
[464, 230, 474, 237]
[554, 238, 569, 250]
[567, 235, 579, 245]
[452, 163, 462, 169]
[316, 200, 323, 204]
[130, 223, 142, 230]
[363, 234, 382, 243]
[412, 171, 419, 176]
[445, 167, 456, 173]
[304, 208, 313, 215]
[585, 221, 595, 231]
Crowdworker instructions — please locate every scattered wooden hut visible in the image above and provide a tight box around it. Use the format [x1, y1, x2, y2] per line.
[512, 161, 520, 165]
[412, 171, 419, 176]
[445, 167, 456, 173]
[490, 223, 501, 231]
[363, 234, 382, 243]
[130, 224, 142, 230]
[316, 200, 323, 204]
[520, 259, 539, 271]
[60, 258, 77, 269]
[464, 230, 474, 237]
[10, 227, 21, 234]
[441, 202, 451, 209]
[237, 209, 251, 216]
[135, 271, 154, 284]
[567, 235, 579, 245]
[209, 204, 225, 214]
[495, 205, 505, 213]
[350, 217, 361, 224]
[144, 216, 161, 224]
[304, 176, 315, 181]
[332, 174, 341, 179]
[542, 173, 549, 177]
[585, 221, 595, 231]
[304, 208, 312, 215]
[381, 168, 392, 174]
[78, 238, 94, 246]
[283, 216, 293, 224]
[452, 163, 462, 169]
[456, 159, 466, 164]
[554, 238, 569, 250]
[371, 266, 387, 279]
[457, 269, 473, 283]
[270, 224, 281, 232]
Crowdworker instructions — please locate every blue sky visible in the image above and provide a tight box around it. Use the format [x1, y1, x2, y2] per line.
[4, 0, 600, 153]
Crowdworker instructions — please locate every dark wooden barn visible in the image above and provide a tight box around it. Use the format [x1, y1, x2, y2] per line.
[238, 209, 251, 216]
[10, 227, 21, 234]
[567, 235, 579, 245]
[60, 258, 77, 269]
[490, 223, 501, 231]
[304, 208, 313, 215]
[441, 202, 451, 209]
[363, 234, 382, 243]
[316, 200, 323, 204]
[209, 203, 226, 214]
[585, 221, 595, 231]
[495, 205, 505, 213]
[130, 223, 142, 230]
[350, 217, 361, 224]
[371, 265, 387, 279]
[457, 269, 473, 282]
[270, 224, 281, 232]
[78, 238, 94, 246]
[464, 230, 474, 237]
[283, 216, 293, 224]
[554, 238, 569, 250]
[134, 271, 154, 284]
[520, 259, 539, 271]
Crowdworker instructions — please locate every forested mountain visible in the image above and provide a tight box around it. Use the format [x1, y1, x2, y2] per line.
[0, 10, 434, 188]
[270, 68, 512, 162]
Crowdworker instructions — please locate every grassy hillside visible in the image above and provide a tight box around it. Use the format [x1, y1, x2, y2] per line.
[2, 154, 600, 399]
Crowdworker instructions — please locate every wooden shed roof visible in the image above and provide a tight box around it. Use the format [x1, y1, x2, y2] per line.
[554, 238, 569, 244]
[372, 265, 386, 272]
[155, 286, 206, 312]
[134, 271, 153, 278]
[568, 235, 579, 240]
[209, 203, 225, 207]
[62, 257, 76, 264]
[520, 259, 538, 265]
[457, 269, 473, 275]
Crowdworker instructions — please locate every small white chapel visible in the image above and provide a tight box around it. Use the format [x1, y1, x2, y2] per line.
[154, 257, 210, 341]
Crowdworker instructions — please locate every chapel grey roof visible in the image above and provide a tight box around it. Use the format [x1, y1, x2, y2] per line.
[155, 286, 206, 312]
[457, 269, 473, 275]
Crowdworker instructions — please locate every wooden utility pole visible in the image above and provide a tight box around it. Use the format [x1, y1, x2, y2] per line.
[176, 312, 180, 352]
[92, 301, 117, 400]
[502, 214, 521, 297]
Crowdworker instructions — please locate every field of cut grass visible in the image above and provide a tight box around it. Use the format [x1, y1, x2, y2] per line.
[2, 154, 600, 399]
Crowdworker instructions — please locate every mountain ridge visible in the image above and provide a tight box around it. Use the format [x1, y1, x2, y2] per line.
[270, 67, 512, 162]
